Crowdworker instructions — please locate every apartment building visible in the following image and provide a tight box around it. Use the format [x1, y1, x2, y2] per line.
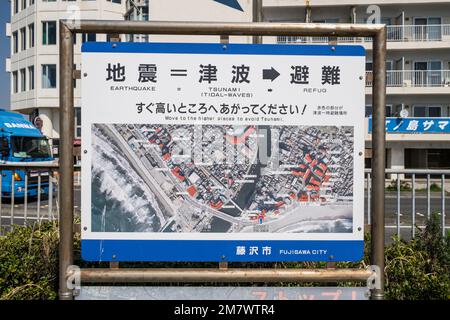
[6, 0, 126, 154]
[7, 0, 450, 171]
[129, 0, 450, 172]
[263, 0, 450, 172]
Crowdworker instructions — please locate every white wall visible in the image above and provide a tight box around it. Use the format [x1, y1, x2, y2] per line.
[148, 0, 254, 43]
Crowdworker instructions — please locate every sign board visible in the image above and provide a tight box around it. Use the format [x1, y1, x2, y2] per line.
[81, 42, 365, 262]
[369, 117, 450, 134]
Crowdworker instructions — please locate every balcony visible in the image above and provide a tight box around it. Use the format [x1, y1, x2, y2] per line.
[366, 70, 450, 87]
[276, 24, 450, 47]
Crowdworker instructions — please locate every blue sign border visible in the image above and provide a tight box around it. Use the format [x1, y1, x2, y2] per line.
[82, 41, 365, 57]
[82, 42, 365, 263]
[82, 240, 363, 262]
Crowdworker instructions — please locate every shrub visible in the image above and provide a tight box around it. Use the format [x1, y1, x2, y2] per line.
[384, 213, 450, 300]
[0, 221, 59, 300]
[386, 179, 411, 191]
[0, 215, 449, 300]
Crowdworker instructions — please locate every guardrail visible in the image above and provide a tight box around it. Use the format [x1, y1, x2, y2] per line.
[366, 70, 450, 87]
[277, 24, 450, 44]
[365, 169, 449, 239]
[0, 164, 81, 234]
[1, 165, 448, 239]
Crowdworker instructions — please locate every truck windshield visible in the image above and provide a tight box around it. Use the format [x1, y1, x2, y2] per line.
[11, 136, 52, 159]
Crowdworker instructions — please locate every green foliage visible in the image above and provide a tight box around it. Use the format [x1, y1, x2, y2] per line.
[0, 216, 449, 300]
[384, 214, 450, 300]
[429, 183, 442, 192]
[416, 183, 442, 193]
[386, 179, 411, 191]
[0, 222, 59, 300]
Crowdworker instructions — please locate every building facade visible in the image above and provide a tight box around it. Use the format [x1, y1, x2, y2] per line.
[6, 0, 126, 155]
[263, 0, 450, 172]
[7, 0, 450, 171]
[126, 0, 450, 172]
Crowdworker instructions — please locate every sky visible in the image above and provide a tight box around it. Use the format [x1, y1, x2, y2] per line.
[0, 0, 10, 109]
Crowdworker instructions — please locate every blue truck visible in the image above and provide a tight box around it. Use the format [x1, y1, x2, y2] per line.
[0, 109, 54, 198]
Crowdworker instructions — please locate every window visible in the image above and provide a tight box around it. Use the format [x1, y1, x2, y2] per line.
[20, 27, 26, 51]
[109, 0, 122, 3]
[75, 107, 81, 138]
[406, 149, 450, 174]
[42, 21, 56, 45]
[365, 61, 392, 71]
[413, 17, 442, 40]
[12, 31, 18, 53]
[20, 68, 26, 92]
[28, 23, 34, 48]
[12, 71, 18, 93]
[21, 0, 26, 10]
[73, 64, 77, 88]
[29, 0, 35, 5]
[14, 0, 19, 14]
[28, 66, 34, 90]
[11, 137, 52, 159]
[42, 0, 57, 2]
[42, 64, 57, 89]
[413, 106, 441, 117]
[429, 106, 441, 117]
[82, 33, 96, 42]
[142, 7, 149, 21]
[414, 61, 442, 86]
[381, 18, 392, 26]
[365, 105, 392, 118]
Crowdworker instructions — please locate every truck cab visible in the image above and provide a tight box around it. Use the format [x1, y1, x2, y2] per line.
[0, 109, 54, 198]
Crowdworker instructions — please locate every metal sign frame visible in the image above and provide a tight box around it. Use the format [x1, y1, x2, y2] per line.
[58, 20, 386, 300]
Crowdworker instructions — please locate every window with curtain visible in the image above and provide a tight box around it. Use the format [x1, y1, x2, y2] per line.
[13, 31, 18, 53]
[20, 68, 26, 92]
[28, 66, 34, 90]
[42, 21, 57, 45]
[42, 64, 57, 89]
[28, 23, 34, 48]
[20, 27, 26, 51]
[13, 71, 18, 93]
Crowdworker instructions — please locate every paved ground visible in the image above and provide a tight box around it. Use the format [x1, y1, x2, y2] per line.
[1, 189, 448, 242]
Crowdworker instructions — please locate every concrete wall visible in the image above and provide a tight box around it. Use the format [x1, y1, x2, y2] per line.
[148, 0, 254, 43]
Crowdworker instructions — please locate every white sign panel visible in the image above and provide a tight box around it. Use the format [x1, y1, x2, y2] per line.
[81, 42, 365, 262]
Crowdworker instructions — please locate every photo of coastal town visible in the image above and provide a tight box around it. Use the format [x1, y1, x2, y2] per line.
[90, 123, 355, 233]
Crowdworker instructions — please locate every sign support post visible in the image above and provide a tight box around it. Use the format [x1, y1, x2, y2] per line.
[58, 20, 386, 300]
[59, 21, 75, 301]
[371, 30, 387, 300]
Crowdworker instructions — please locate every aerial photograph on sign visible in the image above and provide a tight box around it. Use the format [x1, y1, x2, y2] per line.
[91, 123, 354, 234]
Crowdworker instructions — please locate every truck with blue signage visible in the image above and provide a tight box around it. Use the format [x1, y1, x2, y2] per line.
[0, 109, 54, 198]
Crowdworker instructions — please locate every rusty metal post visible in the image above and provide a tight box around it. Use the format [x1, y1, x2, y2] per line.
[252, 0, 263, 44]
[58, 21, 75, 300]
[370, 26, 387, 300]
[81, 268, 373, 283]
